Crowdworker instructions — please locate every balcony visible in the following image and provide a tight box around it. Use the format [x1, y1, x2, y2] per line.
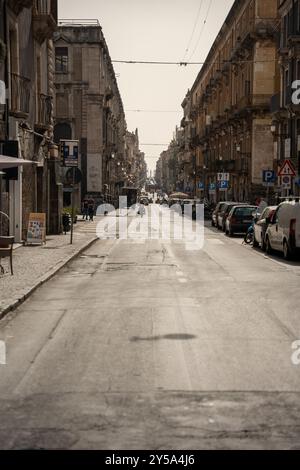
[35, 93, 52, 129]
[33, 0, 57, 43]
[7, 0, 33, 15]
[10, 73, 30, 117]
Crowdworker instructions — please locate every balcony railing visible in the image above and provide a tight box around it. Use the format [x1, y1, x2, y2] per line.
[10, 73, 30, 116]
[33, 0, 57, 42]
[36, 93, 52, 128]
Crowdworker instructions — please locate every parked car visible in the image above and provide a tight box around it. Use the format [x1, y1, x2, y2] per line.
[253, 205, 277, 250]
[225, 205, 257, 236]
[211, 202, 226, 227]
[265, 200, 300, 260]
[218, 202, 245, 231]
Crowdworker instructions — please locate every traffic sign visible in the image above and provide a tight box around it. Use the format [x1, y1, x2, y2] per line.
[218, 181, 229, 191]
[278, 159, 296, 177]
[209, 183, 216, 194]
[217, 173, 230, 182]
[198, 182, 204, 190]
[65, 167, 82, 185]
[281, 175, 292, 189]
[263, 170, 276, 184]
[60, 140, 79, 168]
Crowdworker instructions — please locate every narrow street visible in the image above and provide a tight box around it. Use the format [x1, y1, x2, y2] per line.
[1, 206, 300, 450]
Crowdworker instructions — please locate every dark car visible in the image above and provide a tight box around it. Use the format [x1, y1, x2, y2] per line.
[211, 202, 226, 227]
[225, 205, 257, 236]
[217, 202, 245, 231]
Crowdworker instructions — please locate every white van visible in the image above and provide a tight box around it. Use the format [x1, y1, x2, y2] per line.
[265, 199, 300, 260]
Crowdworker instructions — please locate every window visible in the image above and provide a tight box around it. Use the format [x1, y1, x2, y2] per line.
[55, 47, 68, 73]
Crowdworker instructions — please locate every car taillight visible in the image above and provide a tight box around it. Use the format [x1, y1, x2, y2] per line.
[290, 219, 296, 237]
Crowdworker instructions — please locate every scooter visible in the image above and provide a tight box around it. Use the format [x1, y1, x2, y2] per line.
[243, 220, 254, 245]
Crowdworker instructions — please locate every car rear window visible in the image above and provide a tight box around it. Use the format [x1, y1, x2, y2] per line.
[234, 207, 256, 217]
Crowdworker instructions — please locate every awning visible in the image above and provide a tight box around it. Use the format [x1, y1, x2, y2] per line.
[0, 155, 37, 169]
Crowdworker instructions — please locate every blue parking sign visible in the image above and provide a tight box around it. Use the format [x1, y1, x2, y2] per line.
[263, 170, 275, 184]
[218, 181, 229, 190]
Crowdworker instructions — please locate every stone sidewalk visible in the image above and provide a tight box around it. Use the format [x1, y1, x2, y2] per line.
[0, 218, 100, 319]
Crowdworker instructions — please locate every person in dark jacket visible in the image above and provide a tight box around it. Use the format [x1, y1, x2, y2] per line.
[88, 198, 95, 221]
[82, 199, 89, 220]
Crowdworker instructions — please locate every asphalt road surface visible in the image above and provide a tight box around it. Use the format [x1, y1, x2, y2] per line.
[1, 205, 300, 449]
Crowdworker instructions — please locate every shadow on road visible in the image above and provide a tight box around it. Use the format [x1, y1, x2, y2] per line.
[130, 333, 197, 342]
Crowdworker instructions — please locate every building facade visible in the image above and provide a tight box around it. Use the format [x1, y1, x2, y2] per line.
[184, 0, 279, 203]
[123, 129, 147, 189]
[53, 20, 128, 208]
[271, 0, 300, 196]
[0, 0, 61, 241]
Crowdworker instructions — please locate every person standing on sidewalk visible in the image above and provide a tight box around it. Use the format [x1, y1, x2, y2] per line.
[88, 198, 95, 221]
[82, 199, 89, 220]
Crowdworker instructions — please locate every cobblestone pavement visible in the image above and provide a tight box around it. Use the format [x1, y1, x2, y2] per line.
[0, 218, 100, 317]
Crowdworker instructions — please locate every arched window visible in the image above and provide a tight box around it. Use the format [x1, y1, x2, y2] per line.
[54, 122, 72, 144]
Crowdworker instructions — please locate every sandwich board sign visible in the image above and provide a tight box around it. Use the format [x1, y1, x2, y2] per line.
[278, 160, 296, 177]
[26, 213, 46, 245]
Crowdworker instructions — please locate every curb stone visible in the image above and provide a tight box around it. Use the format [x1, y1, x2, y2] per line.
[0, 236, 98, 321]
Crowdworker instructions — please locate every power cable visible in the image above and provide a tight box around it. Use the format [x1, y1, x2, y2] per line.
[112, 58, 278, 66]
[126, 109, 182, 113]
[182, 0, 205, 62]
[188, 0, 213, 62]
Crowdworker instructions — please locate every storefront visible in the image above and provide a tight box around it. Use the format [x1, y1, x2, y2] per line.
[0, 154, 35, 242]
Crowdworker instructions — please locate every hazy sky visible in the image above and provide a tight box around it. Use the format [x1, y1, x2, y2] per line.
[59, 0, 235, 173]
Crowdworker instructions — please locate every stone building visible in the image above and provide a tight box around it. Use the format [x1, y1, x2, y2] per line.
[271, 0, 300, 196]
[0, 0, 60, 241]
[188, 0, 279, 203]
[156, 133, 182, 195]
[53, 20, 127, 208]
[123, 129, 147, 189]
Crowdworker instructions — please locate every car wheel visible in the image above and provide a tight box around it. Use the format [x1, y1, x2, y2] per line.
[261, 238, 267, 252]
[253, 236, 259, 248]
[211, 220, 215, 227]
[265, 236, 272, 254]
[283, 240, 291, 261]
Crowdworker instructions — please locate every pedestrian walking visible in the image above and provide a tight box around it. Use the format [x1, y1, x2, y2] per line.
[138, 202, 145, 218]
[82, 199, 89, 220]
[88, 198, 95, 221]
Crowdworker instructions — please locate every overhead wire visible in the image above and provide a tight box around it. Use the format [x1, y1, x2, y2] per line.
[126, 109, 181, 113]
[181, 0, 205, 62]
[188, 0, 214, 62]
[112, 58, 278, 66]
